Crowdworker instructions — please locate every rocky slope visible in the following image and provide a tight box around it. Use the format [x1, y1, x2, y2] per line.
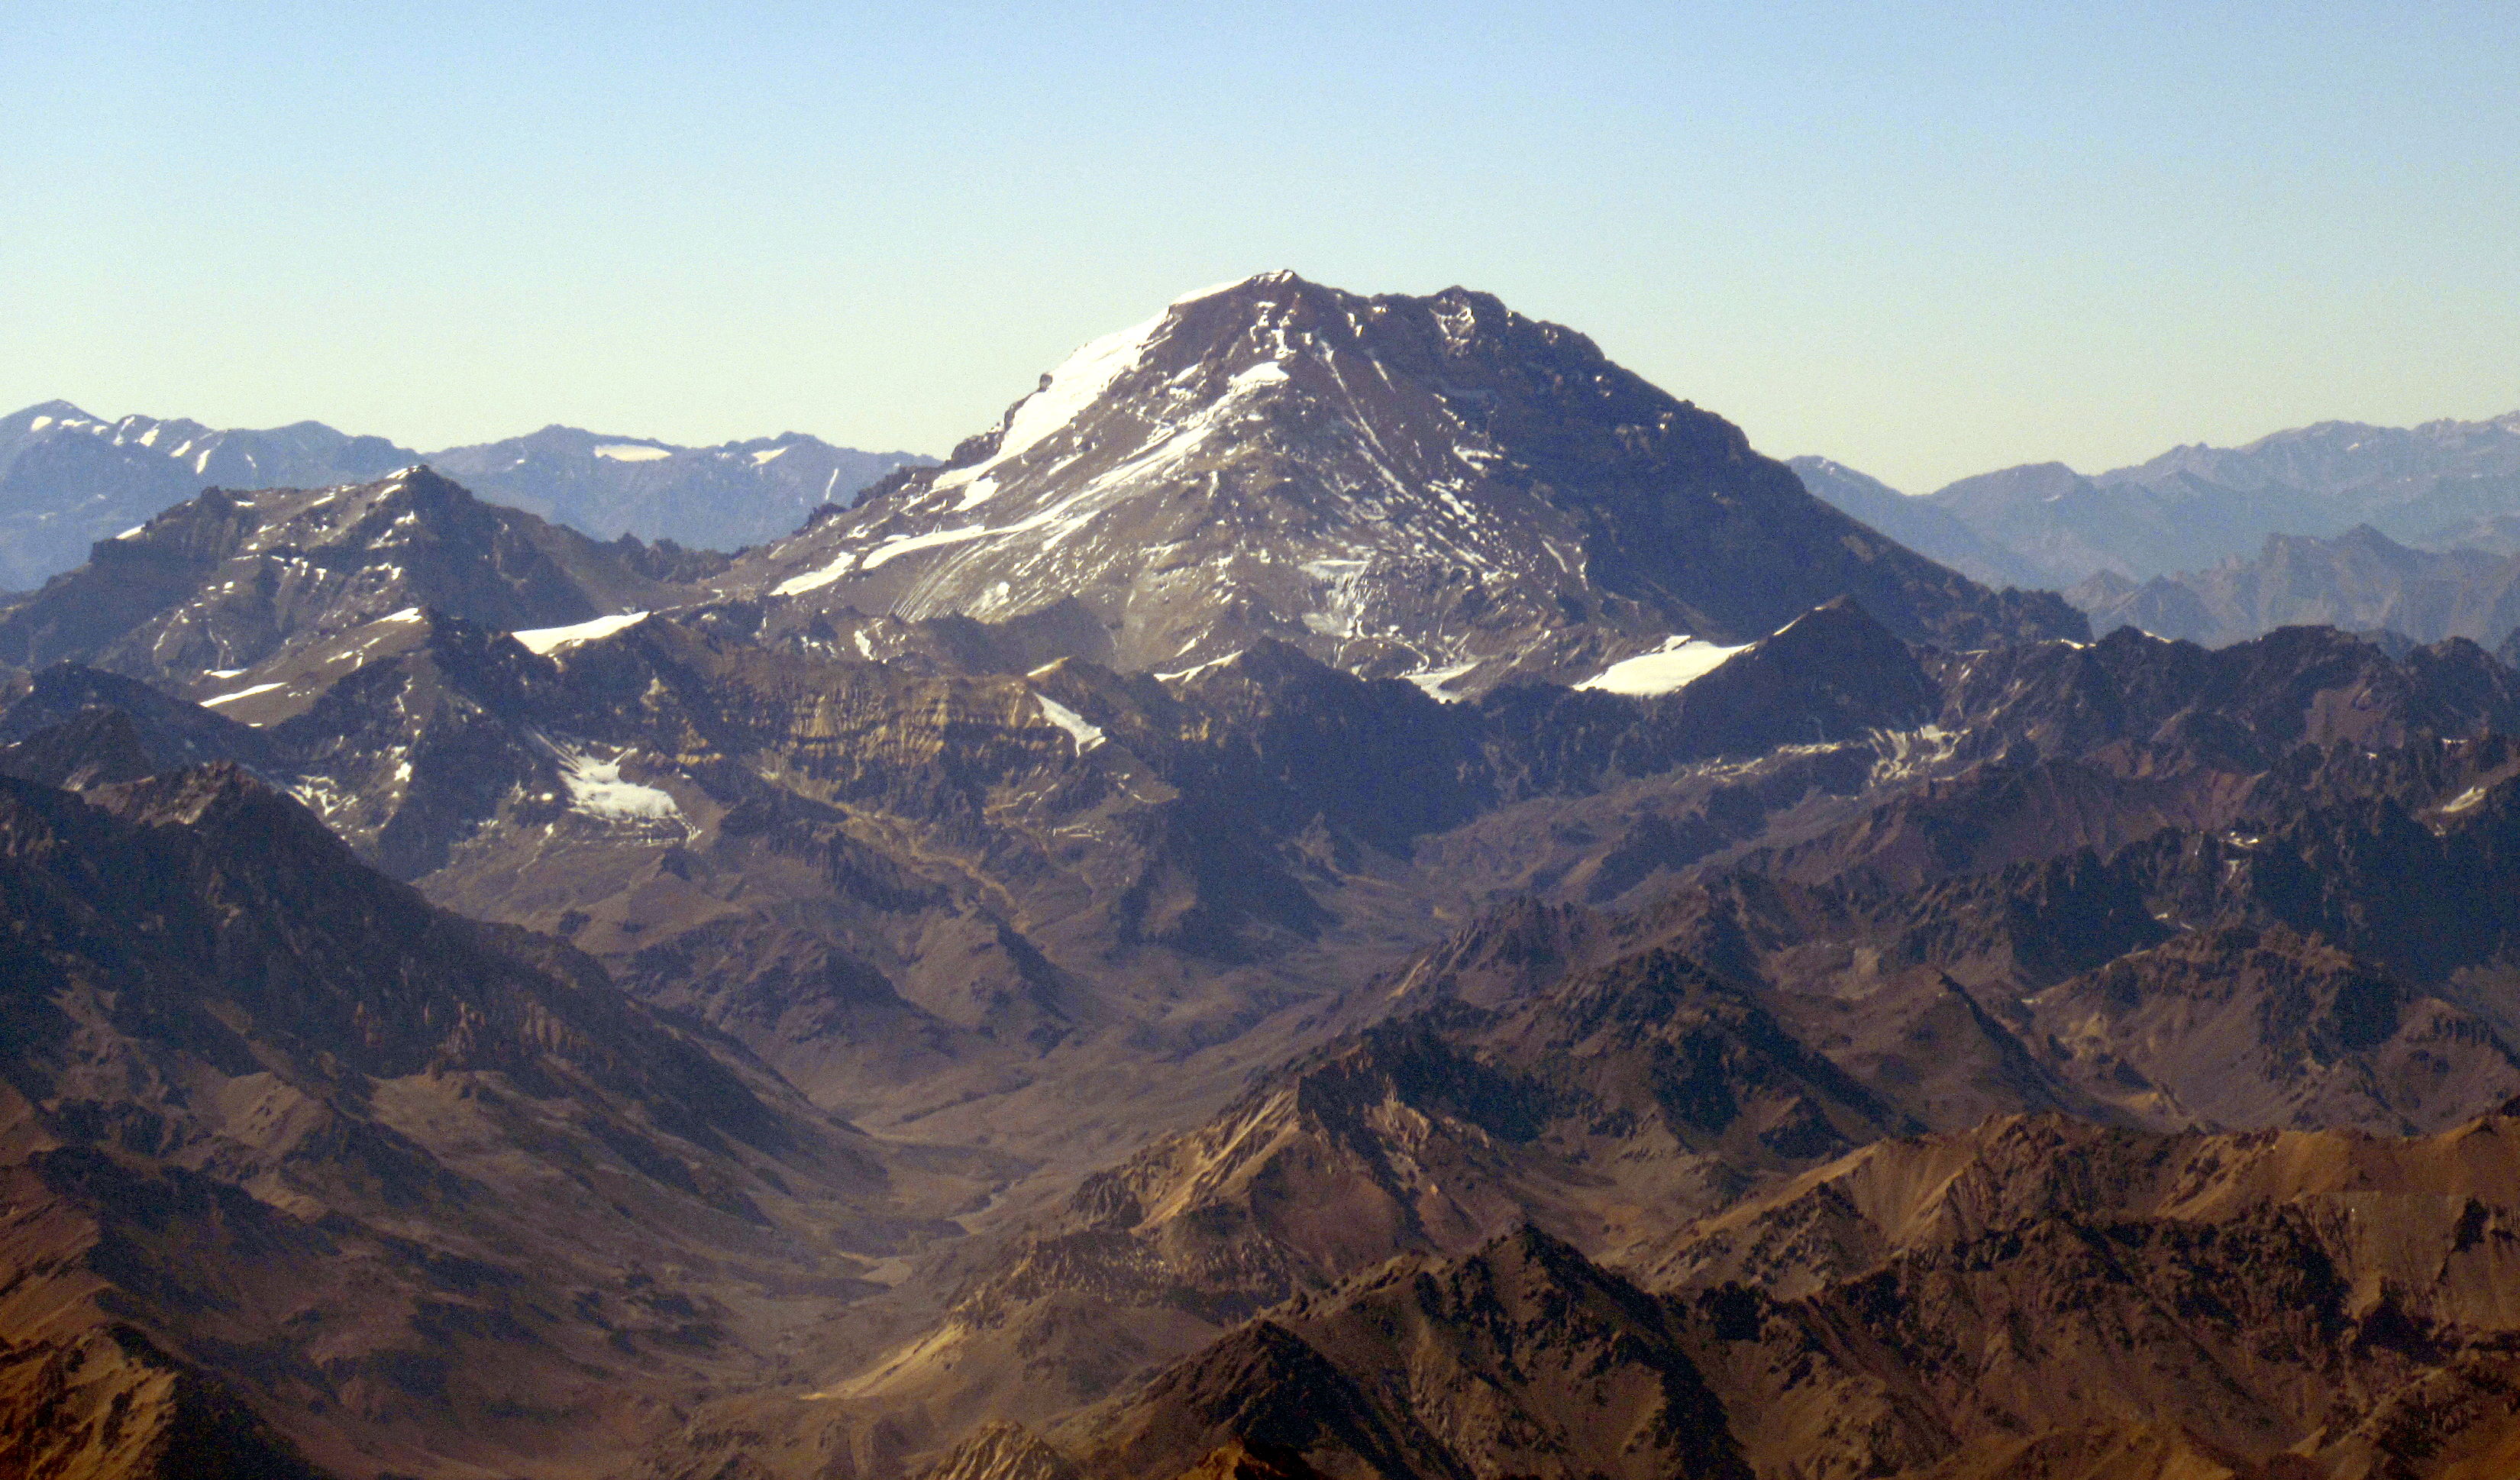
[21, 600, 2520, 1475]
[935, 1107, 2520, 1480]
[0, 764, 999, 1480]
[609, 619, 2520, 1473]
[729, 273, 2082, 693]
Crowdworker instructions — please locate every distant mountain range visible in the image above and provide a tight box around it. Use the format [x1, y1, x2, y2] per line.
[0, 400, 930, 588]
[2066, 523, 2520, 648]
[1793, 409, 2520, 583]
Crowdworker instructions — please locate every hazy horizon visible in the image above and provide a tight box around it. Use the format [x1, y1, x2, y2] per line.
[8, 2, 2514, 491]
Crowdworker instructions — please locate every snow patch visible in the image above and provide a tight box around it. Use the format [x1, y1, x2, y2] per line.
[926, 299, 1176, 499]
[27, 415, 52, 432]
[1399, 661, 1477, 702]
[592, 444, 673, 462]
[1155, 651, 1242, 683]
[202, 682, 286, 706]
[1574, 636, 1749, 696]
[861, 524, 999, 572]
[512, 611, 649, 654]
[115, 523, 147, 540]
[1032, 694, 1106, 752]
[751, 446, 788, 464]
[551, 743, 683, 822]
[2445, 785, 2490, 814]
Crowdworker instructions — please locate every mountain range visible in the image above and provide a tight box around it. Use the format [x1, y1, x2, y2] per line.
[0, 401, 929, 589]
[1795, 409, 2520, 588]
[2069, 523, 2520, 649]
[10, 273, 2520, 1479]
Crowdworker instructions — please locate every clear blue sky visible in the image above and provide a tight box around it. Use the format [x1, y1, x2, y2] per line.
[5, 2, 2514, 490]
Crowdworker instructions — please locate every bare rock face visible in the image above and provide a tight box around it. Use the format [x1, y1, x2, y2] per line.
[1640, 1110, 2520, 1476]
[921, 1421, 1086, 1480]
[733, 273, 2082, 693]
[0, 1325, 332, 1480]
[1022, 1109, 2520, 1480]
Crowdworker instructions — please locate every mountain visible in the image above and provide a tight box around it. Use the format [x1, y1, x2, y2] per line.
[1921, 458, 2312, 589]
[423, 424, 931, 551]
[0, 402, 415, 590]
[1057, 1228, 1751, 1480]
[0, 762, 1001, 1480]
[2113, 409, 2520, 506]
[23, 287, 2520, 1479]
[1795, 410, 2520, 593]
[622, 620, 2520, 1471]
[728, 273, 2083, 694]
[919, 1104, 2520, 1480]
[2069, 525, 2520, 649]
[1644, 1109, 2520, 1476]
[21, 565, 2520, 1475]
[0, 466, 723, 689]
[0, 402, 928, 586]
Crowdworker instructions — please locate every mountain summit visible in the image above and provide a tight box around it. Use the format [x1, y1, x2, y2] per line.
[732, 273, 2082, 693]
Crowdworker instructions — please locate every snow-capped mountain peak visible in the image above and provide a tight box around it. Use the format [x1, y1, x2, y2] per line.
[732, 273, 2082, 690]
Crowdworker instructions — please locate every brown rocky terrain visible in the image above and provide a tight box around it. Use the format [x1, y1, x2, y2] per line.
[930, 1110, 2520, 1480]
[0, 765, 1001, 1479]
